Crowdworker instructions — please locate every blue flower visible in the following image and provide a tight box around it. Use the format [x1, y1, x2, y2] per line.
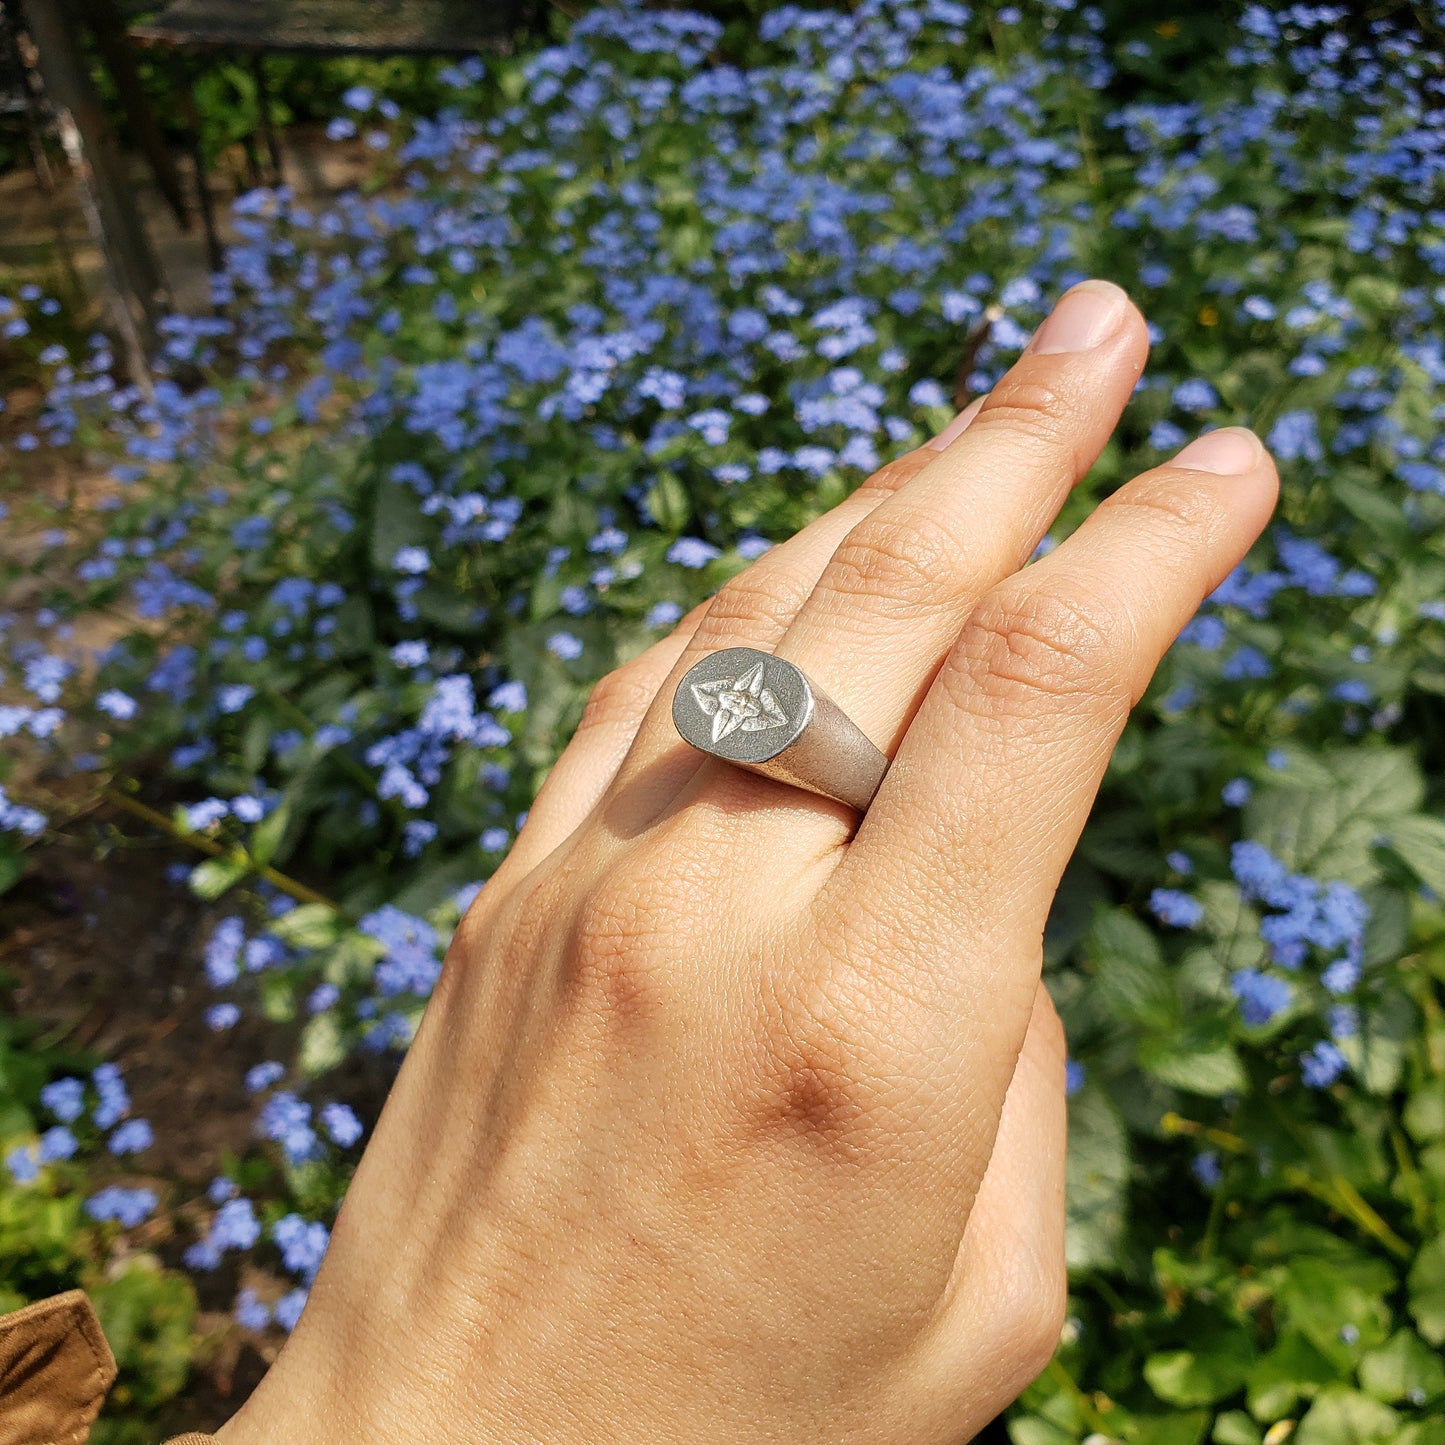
[666, 537, 720, 568]
[1191, 1151, 1222, 1188]
[92, 1063, 130, 1129]
[41, 1077, 85, 1123]
[1148, 888, 1203, 928]
[274, 1288, 308, 1333]
[1300, 1040, 1348, 1088]
[257, 1091, 319, 1164]
[273, 1213, 330, 1281]
[1150, 419, 1187, 450]
[1321, 957, 1361, 994]
[1230, 969, 1292, 1025]
[85, 1187, 157, 1227]
[1330, 679, 1373, 705]
[393, 546, 431, 575]
[212, 1197, 261, 1251]
[320, 1102, 363, 1148]
[96, 689, 137, 720]
[1165, 850, 1194, 875]
[217, 684, 255, 714]
[205, 918, 245, 986]
[547, 631, 584, 660]
[1222, 777, 1252, 806]
[5, 1144, 38, 1183]
[1267, 410, 1323, 463]
[109, 1118, 154, 1155]
[206, 1003, 241, 1030]
[1172, 379, 1219, 412]
[1064, 1060, 1086, 1096]
[245, 1061, 285, 1093]
[38, 1126, 77, 1163]
[235, 1289, 271, 1331]
[645, 601, 683, 628]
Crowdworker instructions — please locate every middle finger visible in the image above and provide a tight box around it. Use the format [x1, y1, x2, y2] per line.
[770, 278, 1148, 764]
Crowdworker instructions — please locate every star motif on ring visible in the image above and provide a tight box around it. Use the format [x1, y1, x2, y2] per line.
[691, 660, 789, 744]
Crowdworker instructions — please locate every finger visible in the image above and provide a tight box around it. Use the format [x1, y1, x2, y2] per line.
[774, 279, 1148, 759]
[601, 435, 974, 835]
[503, 600, 711, 873]
[516, 426, 975, 869]
[825, 426, 1278, 1207]
[912, 985, 1068, 1430]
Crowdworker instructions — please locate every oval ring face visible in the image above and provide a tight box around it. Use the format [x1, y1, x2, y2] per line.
[672, 646, 814, 764]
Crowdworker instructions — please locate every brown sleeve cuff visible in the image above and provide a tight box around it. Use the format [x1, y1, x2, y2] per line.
[0, 1289, 117, 1445]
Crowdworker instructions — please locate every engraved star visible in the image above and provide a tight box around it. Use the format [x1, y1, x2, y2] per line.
[691, 660, 789, 744]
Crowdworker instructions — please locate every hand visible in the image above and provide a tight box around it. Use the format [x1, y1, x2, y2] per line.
[216, 280, 1278, 1444]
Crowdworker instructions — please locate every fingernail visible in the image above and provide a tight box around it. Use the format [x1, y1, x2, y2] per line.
[926, 395, 986, 451]
[1028, 279, 1129, 355]
[1172, 427, 1261, 475]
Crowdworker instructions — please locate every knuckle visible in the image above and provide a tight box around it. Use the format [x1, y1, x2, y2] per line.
[971, 378, 1085, 474]
[565, 866, 673, 1034]
[701, 567, 809, 641]
[857, 449, 933, 499]
[990, 1242, 1068, 1391]
[577, 662, 658, 735]
[957, 586, 1125, 713]
[1106, 472, 1229, 548]
[819, 510, 968, 616]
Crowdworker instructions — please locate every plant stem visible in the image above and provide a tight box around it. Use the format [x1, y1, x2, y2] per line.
[101, 785, 341, 912]
[1161, 1111, 1412, 1260]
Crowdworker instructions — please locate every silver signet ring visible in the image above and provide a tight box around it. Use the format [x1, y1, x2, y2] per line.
[671, 646, 889, 814]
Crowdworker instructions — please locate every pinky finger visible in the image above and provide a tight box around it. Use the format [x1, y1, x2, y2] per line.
[910, 983, 1069, 1435]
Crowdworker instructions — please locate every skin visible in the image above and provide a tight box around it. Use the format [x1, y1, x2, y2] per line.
[216, 280, 1278, 1444]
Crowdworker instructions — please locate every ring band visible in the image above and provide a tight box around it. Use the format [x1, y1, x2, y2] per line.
[671, 646, 889, 813]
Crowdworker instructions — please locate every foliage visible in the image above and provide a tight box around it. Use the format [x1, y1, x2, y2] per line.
[3, 0, 1445, 1438]
[0, 993, 197, 1439]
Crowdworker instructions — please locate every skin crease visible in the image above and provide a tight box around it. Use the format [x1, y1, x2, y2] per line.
[215, 281, 1279, 1445]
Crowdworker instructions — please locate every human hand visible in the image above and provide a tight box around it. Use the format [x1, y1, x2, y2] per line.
[215, 280, 1278, 1444]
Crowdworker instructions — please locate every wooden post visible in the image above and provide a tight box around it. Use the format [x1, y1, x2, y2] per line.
[82, 0, 191, 228]
[21, 0, 167, 375]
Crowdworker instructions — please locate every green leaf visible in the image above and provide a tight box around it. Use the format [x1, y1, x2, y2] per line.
[1139, 1028, 1246, 1096]
[368, 475, 430, 572]
[1065, 1086, 1128, 1272]
[249, 800, 291, 868]
[1145, 1336, 1252, 1406]
[1131, 1412, 1209, 1445]
[1357, 1330, 1445, 1404]
[1276, 1256, 1393, 1365]
[298, 1010, 347, 1076]
[1212, 1410, 1262, 1445]
[645, 471, 692, 533]
[1332, 476, 1414, 546]
[1243, 746, 1423, 886]
[0, 847, 23, 897]
[1407, 1236, 1445, 1346]
[188, 854, 248, 900]
[1087, 907, 1176, 1029]
[1336, 988, 1415, 1097]
[266, 902, 340, 950]
[1294, 1388, 1399, 1445]
[1379, 814, 1445, 899]
[1403, 1079, 1445, 1143]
